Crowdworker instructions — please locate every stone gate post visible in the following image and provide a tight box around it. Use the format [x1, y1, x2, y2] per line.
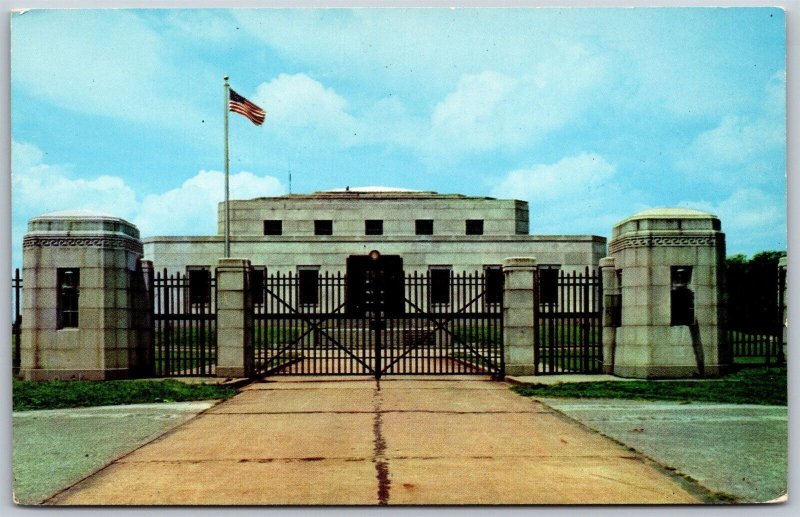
[502, 257, 537, 376]
[599, 257, 619, 374]
[608, 209, 727, 378]
[20, 211, 147, 380]
[215, 258, 254, 378]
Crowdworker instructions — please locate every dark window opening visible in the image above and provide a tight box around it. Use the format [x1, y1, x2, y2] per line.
[57, 268, 80, 329]
[298, 267, 320, 305]
[671, 266, 694, 326]
[485, 266, 503, 304]
[187, 267, 211, 305]
[430, 266, 452, 305]
[250, 267, 266, 306]
[263, 220, 282, 236]
[466, 219, 484, 235]
[612, 269, 623, 327]
[415, 219, 433, 235]
[539, 265, 561, 305]
[314, 220, 333, 235]
[365, 220, 383, 235]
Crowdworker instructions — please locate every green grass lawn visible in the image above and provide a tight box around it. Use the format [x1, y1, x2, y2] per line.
[12, 379, 237, 411]
[513, 366, 787, 406]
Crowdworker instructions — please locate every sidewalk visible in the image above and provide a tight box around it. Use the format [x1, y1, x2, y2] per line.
[46, 377, 705, 505]
[13, 401, 217, 504]
[536, 398, 788, 502]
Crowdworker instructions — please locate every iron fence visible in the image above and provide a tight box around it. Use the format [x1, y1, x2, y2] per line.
[151, 269, 217, 377]
[535, 267, 603, 374]
[250, 270, 503, 378]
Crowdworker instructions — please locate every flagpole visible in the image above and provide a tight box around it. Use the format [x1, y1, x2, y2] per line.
[223, 76, 231, 258]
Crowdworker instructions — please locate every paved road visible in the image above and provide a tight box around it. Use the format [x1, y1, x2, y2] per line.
[538, 398, 788, 503]
[13, 401, 216, 504]
[48, 377, 704, 505]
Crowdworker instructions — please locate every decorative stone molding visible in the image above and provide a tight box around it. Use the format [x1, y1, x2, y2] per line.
[23, 235, 144, 254]
[609, 235, 720, 254]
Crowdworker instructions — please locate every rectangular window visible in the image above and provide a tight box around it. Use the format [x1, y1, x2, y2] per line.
[263, 220, 282, 236]
[538, 265, 561, 305]
[415, 219, 433, 235]
[250, 267, 266, 306]
[670, 266, 694, 326]
[484, 265, 503, 304]
[612, 270, 623, 327]
[365, 220, 383, 235]
[57, 268, 80, 329]
[187, 267, 211, 305]
[465, 219, 484, 235]
[298, 266, 320, 305]
[314, 220, 333, 235]
[429, 266, 452, 305]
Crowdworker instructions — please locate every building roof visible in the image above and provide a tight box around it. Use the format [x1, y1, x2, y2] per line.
[621, 207, 718, 221]
[241, 187, 501, 202]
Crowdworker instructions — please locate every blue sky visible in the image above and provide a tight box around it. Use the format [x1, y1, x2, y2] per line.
[10, 8, 786, 268]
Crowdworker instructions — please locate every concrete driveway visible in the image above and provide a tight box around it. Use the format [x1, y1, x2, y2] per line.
[48, 377, 704, 505]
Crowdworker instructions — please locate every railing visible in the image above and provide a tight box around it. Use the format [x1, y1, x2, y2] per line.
[250, 270, 503, 378]
[151, 270, 217, 377]
[535, 268, 603, 374]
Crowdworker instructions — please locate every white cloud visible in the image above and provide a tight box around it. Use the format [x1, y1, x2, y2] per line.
[677, 71, 785, 184]
[12, 141, 285, 256]
[677, 189, 785, 255]
[12, 141, 138, 220]
[252, 74, 362, 147]
[135, 170, 284, 236]
[490, 153, 630, 235]
[421, 47, 610, 161]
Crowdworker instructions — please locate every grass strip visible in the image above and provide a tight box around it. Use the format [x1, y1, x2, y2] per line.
[13, 379, 237, 412]
[513, 367, 786, 406]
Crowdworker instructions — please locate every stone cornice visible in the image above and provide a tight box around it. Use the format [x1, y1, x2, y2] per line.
[609, 234, 722, 254]
[23, 235, 144, 254]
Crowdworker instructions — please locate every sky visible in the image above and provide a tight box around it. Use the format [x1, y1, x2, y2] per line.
[9, 7, 787, 268]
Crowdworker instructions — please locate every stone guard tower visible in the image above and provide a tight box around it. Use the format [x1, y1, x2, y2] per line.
[20, 211, 151, 380]
[604, 208, 728, 378]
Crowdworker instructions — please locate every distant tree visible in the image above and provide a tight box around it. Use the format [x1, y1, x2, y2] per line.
[724, 251, 786, 331]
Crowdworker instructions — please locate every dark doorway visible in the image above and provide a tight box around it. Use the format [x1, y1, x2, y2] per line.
[346, 253, 404, 317]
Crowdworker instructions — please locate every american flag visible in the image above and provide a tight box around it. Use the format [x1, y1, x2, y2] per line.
[229, 89, 266, 126]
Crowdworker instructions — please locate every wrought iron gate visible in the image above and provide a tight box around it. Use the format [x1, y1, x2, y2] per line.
[250, 269, 503, 378]
[534, 267, 602, 374]
[151, 269, 217, 377]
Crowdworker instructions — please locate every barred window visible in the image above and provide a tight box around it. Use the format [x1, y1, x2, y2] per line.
[57, 268, 80, 329]
[484, 265, 503, 304]
[187, 267, 211, 305]
[430, 266, 452, 305]
[539, 265, 561, 305]
[251, 267, 266, 306]
[298, 266, 320, 305]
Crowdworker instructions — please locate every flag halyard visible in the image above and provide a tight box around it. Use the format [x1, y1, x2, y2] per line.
[229, 89, 266, 126]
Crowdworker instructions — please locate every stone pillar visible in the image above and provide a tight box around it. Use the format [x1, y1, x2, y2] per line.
[778, 257, 787, 363]
[608, 208, 727, 378]
[20, 211, 145, 380]
[502, 257, 537, 376]
[215, 258, 253, 378]
[599, 257, 618, 375]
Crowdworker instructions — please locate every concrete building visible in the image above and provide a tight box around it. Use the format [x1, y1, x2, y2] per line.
[143, 187, 607, 274]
